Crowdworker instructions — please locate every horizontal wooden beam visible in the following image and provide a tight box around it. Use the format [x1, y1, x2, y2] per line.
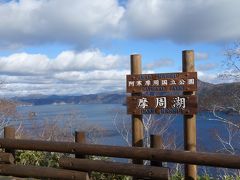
[0, 164, 89, 180]
[59, 157, 170, 179]
[1, 138, 240, 169]
[0, 152, 14, 164]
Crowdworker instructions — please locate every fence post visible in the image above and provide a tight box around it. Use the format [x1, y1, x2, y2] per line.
[131, 54, 144, 165]
[182, 50, 197, 180]
[150, 135, 163, 167]
[75, 131, 90, 180]
[75, 131, 86, 159]
[4, 126, 15, 158]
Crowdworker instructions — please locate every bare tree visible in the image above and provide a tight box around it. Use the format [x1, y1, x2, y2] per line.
[204, 41, 240, 178]
[113, 111, 176, 147]
[113, 111, 131, 146]
[0, 99, 18, 135]
[210, 41, 240, 136]
[220, 41, 240, 81]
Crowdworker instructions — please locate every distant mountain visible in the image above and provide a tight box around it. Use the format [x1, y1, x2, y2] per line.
[12, 93, 125, 105]
[12, 80, 240, 111]
[197, 80, 215, 91]
[198, 81, 240, 111]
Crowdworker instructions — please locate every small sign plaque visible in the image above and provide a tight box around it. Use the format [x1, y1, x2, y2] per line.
[126, 72, 197, 93]
[127, 95, 197, 115]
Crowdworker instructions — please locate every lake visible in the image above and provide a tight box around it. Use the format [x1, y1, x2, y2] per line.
[14, 103, 239, 153]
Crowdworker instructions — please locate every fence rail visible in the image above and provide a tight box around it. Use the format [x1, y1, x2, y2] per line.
[1, 138, 240, 169]
[0, 164, 89, 180]
[59, 157, 170, 179]
[1, 125, 240, 180]
[0, 152, 14, 164]
[0, 127, 171, 179]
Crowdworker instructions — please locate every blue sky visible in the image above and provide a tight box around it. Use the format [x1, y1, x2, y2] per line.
[0, 0, 239, 96]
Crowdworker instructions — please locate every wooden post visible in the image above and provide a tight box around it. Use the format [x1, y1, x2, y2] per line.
[75, 131, 90, 180]
[4, 126, 15, 158]
[131, 54, 144, 165]
[182, 50, 197, 180]
[150, 135, 163, 167]
[75, 131, 86, 159]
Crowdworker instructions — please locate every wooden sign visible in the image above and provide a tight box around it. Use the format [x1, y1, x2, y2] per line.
[127, 95, 197, 115]
[126, 72, 197, 93]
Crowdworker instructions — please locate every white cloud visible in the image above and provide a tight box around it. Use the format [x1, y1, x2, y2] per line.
[124, 0, 240, 43]
[0, 49, 128, 75]
[197, 63, 218, 71]
[0, 0, 124, 49]
[53, 70, 128, 82]
[198, 71, 222, 84]
[52, 50, 128, 71]
[195, 52, 209, 61]
[145, 59, 174, 70]
[0, 49, 129, 96]
[0, 48, 230, 96]
[1, 0, 240, 49]
[0, 53, 49, 75]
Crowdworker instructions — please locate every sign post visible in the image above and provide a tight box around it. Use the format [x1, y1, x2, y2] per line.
[182, 50, 197, 180]
[127, 50, 198, 179]
[131, 54, 144, 165]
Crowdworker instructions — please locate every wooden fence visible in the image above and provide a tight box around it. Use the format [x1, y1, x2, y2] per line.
[1, 126, 240, 179]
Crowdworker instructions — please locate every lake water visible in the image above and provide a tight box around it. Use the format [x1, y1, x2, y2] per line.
[12, 103, 240, 176]
[14, 103, 239, 153]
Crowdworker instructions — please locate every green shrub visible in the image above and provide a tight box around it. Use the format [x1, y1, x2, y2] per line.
[15, 151, 130, 180]
[15, 150, 62, 167]
[198, 174, 214, 180]
[171, 171, 183, 180]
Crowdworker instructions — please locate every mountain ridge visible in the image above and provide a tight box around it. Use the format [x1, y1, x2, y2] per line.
[13, 80, 240, 111]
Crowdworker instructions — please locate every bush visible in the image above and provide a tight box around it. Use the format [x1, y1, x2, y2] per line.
[15, 150, 62, 167]
[15, 151, 130, 180]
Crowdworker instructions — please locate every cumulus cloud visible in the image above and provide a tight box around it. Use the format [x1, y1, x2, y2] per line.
[0, 53, 49, 75]
[124, 0, 240, 43]
[0, 0, 240, 49]
[0, 0, 125, 49]
[54, 70, 127, 82]
[0, 49, 128, 75]
[52, 50, 128, 71]
[0, 49, 129, 96]
[197, 63, 218, 71]
[198, 71, 220, 84]
[195, 52, 209, 61]
[145, 59, 174, 70]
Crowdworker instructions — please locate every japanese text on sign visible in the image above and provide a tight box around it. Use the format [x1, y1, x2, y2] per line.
[127, 96, 197, 115]
[126, 72, 197, 93]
